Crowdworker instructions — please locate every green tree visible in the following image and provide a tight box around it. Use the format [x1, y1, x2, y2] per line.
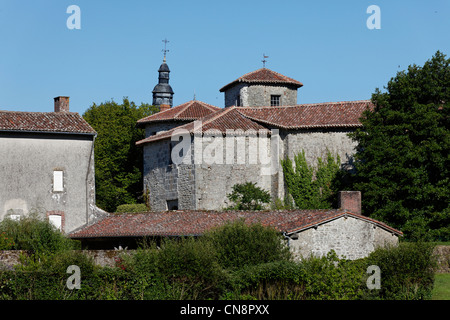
[226, 182, 271, 210]
[349, 51, 450, 241]
[83, 98, 159, 212]
[281, 150, 341, 209]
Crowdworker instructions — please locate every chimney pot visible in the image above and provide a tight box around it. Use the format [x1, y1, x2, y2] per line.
[54, 96, 70, 112]
[338, 191, 361, 215]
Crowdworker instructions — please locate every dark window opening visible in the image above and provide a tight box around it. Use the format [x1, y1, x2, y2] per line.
[167, 200, 179, 210]
[270, 95, 281, 106]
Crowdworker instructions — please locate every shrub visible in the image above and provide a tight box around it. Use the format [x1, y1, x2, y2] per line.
[156, 237, 226, 299]
[115, 203, 148, 213]
[204, 220, 291, 270]
[366, 242, 437, 299]
[0, 213, 78, 253]
[226, 182, 271, 210]
[228, 260, 307, 300]
[0, 232, 15, 250]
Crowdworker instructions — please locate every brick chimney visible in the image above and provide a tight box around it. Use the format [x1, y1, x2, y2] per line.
[338, 191, 361, 215]
[54, 96, 70, 112]
[159, 104, 170, 112]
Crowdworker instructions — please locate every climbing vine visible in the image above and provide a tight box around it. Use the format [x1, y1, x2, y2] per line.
[281, 150, 341, 209]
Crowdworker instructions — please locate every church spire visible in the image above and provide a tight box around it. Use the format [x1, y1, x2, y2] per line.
[152, 39, 174, 109]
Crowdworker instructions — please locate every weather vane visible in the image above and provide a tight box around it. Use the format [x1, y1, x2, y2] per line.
[162, 38, 169, 62]
[262, 54, 269, 68]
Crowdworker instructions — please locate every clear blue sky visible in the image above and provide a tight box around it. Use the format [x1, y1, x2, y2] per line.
[0, 0, 449, 114]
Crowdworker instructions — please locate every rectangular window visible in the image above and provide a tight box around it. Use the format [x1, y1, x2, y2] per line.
[49, 215, 62, 231]
[53, 170, 64, 192]
[270, 95, 281, 106]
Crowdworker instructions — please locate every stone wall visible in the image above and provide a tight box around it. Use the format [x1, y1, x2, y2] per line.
[0, 250, 126, 268]
[0, 133, 96, 234]
[283, 128, 357, 168]
[194, 133, 275, 209]
[143, 137, 196, 211]
[290, 215, 399, 260]
[224, 83, 298, 107]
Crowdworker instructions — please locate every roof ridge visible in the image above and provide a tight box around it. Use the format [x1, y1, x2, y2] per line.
[194, 106, 236, 131]
[239, 100, 372, 110]
[173, 100, 194, 119]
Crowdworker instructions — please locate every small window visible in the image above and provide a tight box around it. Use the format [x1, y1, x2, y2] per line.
[8, 214, 21, 221]
[270, 95, 281, 106]
[49, 215, 62, 231]
[53, 171, 64, 192]
[167, 199, 179, 210]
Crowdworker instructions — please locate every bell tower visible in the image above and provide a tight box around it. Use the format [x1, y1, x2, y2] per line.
[152, 39, 174, 110]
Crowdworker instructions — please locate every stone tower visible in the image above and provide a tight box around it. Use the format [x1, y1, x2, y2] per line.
[152, 57, 174, 111]
[219, 68, 303, 107]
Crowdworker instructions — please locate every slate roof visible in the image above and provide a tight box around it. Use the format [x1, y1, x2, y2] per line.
[68, 209, 403, 239]
[0, 110, 96, 135]
[136, 100, 220, 126]
[238, 100, 372, 129]
[136, 106, 269, 145]
[219, 68, 303, 92]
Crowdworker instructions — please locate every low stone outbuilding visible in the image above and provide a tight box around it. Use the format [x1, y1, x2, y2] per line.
[69, 191, 402, 260]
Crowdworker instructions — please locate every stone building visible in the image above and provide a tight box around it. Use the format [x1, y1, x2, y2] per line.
[137, 63, 372, 211]
[70, 191, 402, 260]
[0, 96, 103, 233]
[219, 68, 303, 107]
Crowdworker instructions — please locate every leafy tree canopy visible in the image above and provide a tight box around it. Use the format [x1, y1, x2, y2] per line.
[83, 98, 159, 212]
[350, 51, 450, 241]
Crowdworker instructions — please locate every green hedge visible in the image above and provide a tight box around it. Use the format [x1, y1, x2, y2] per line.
[0, 219, 438, 300]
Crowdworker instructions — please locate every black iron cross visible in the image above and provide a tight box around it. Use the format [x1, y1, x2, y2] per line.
[262, 54, 269, 68]
[162, 38, 170, 61]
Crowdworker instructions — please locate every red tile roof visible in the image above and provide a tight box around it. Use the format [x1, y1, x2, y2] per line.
[136, 100, 220, 126]
[220, 68, 303, 92]
[0, 111, 96, 135]
[238, 100, 372, 129]
[136, 106, 269, 145]
[135, 100, 371, 145]
[69, 209, 402, 238]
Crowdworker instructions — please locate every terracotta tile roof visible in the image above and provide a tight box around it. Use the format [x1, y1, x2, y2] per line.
[136, 100, 220, 126]
[69, 209, 402, 239]
[238, 100, 372, 129]
[136, 100, 371, 145]
[220, 68, 303, 92]
[136, 106, 269, 145]
[0, 110, 96, 135]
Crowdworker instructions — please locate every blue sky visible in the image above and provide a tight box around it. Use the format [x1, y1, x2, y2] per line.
[0, 0, 449, 114]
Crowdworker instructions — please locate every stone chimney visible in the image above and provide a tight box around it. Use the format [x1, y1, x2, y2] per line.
[338, 191, 361, 215]
[54, 96, 70, 112]
[159, 104, 170, 112]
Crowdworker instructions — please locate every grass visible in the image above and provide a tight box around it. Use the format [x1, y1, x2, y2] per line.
[432, 273, 450, 300]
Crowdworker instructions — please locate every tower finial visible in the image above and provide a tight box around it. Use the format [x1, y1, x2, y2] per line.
[162, 38, 170, 62]
[262, 53, 269, 68]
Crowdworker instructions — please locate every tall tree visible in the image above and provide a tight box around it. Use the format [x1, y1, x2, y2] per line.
[350, 51, 450, 240]
[83, 98, 159, 212]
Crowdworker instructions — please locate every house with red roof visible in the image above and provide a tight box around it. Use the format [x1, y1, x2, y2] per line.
[67, 59, 403, 259]
[136, 59, 372, 212]
[0, 96, 105, 233]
